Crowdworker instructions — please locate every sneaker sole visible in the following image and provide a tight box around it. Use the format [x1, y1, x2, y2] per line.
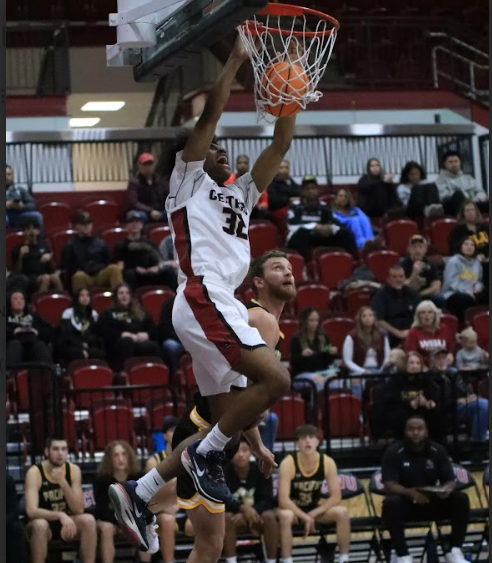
[108, 483, 149, 551]
[181, 448, 227, 504]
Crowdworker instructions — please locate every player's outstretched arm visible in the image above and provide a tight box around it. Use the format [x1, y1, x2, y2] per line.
[251, 115, 296, 192]
[182, 36, 249, 163]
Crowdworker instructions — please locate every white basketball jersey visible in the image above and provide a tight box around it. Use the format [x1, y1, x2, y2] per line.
[166, 151, 261, 290]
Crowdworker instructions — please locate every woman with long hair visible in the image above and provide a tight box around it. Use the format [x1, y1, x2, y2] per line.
[396, 161, 442, 217]
[332, 188, 374, 249]
[404, 300, 455, 367]
[290, 307, 337, 389]
[357, 158, 400, 218]
[94, 441, 143, 563]
[449, 199, 489, 259]
[56, 288, 103, 362]
[96, 283, 161, 369]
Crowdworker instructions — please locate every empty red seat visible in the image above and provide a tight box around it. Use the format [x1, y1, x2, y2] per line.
[71, 365, 113, 410]
[6, 231, 24, 270]
[50, 229, 76, 268]
[440, 313, 459, 335]
[430, 218, 457, 256]
[322, 317, 356, 352]
[271, 394, 306, 440]
[279, 319, 299, 360]
[85, 200, 119, 230]
[345, 287, 376, 317]
[91, 291, 113, 314]
[148, 400, 187, 429]
[385, 219, 419, 255]
[317, 252, 353, 289]
[92, 405, 136, 451]
[148, 226, 171, 246]
[140, 288, 176, 325]
[39, 202, 71, 236]
[32, 293, 72, 326]
[325, 394, 362, 438]
[15, 369, 29, 412]
[295, 284, 330, 314]
[472, 311, 489, 349]
[101, 227, 127, 252]
[248, 222, 278, 259]
[127, 362, 170, 406]
[365, 250, 399, 283]
[287, 252, 305, 283]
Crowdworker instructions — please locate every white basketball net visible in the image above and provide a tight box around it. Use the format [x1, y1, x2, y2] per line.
[238, 11, 338, 122]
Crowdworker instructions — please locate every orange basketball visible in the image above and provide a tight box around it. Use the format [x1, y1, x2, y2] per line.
[261, 62, 309, 117]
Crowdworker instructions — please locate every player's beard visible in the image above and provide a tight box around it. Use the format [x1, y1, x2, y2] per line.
[268, 281, 297, 302]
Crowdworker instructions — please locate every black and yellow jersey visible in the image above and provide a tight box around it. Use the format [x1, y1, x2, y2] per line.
[246, 299, 284, 360]
[289, 452, 326, 511]
[36, 462, 73, 514]
[152, 450, 167, 464]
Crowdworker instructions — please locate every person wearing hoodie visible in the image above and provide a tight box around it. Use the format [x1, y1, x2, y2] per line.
[332, 188, 374, 249]
[6, 164, 44, 233]
[436, 151, 488, 216]
[442, 237, 487, 323]
[61, 211, 123, 293]
[357, 158, 400, 218]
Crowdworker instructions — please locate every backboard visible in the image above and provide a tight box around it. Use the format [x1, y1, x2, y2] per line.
[107, 0, 268, 82]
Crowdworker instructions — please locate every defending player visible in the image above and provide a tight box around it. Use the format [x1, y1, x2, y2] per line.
[110, 36, 297, 551]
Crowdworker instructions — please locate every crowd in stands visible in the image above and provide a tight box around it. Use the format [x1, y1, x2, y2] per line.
[5, 147, 489, 563]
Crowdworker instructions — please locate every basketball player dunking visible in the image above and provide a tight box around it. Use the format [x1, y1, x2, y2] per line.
[109, 38, 297, 551]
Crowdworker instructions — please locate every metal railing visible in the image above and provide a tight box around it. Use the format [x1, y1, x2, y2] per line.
[479, 135, 489, 192]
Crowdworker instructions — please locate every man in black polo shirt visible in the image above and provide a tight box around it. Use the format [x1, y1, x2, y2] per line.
[381, 414, 470, 563]
[401, 235, 445, 308]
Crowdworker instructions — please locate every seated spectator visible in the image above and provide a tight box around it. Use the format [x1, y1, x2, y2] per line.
[404, 300, 455, 367]
[396, 161, 442, 218]
[24, 436, 97, 563]
[147, 417, 178, 465]
[158, 295, 184, 373]
[6, 290, 52, 369]
[7, 474, 28, 563]
[11, 216, 62, 296]
[290, 307, 338, 390]
[431, 349, 489, 443]
[371, 265, 421, 347]
[7, 269, 30, 295]
[224, 154, 250, 185]
[223, 439, 279, 563]
[286, 176, 357, 259]
[61, 211, 123, 294]
[6, 164, 44, 232]
[401, 235, 445, 308]
[381, 348, 407, 375]
[442, 237, 488, 324]
[342, 306, 390, 375]
[278, 425, 350, 563]
[455, 327, 489, 371]
[127, 153, 167, 222]
[436, 151, 488, 215]
[97, 283, 161, 369]
[381, 414, 470, 563]
[94, 441, 149, 563]
[267, 159, 301, 222]
[332, 188, 374, 249]
[357, 158, 400, 218]
[113, 211, 178, 291]
[56, 289, 103, 363]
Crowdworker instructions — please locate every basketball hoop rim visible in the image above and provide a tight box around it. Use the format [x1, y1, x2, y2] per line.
[240, 2, 340, 38]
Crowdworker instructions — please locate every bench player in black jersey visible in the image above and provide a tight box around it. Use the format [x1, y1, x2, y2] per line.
[24, 436, 97, 563]
[278, 425, 351, 563]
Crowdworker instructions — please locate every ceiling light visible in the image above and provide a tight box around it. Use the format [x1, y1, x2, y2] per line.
[81, 101, 125, 111]
[70, 117, 101, 127]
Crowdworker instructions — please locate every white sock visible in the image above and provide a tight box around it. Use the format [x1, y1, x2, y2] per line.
[225, 557, 237, 563]
[196, 424, 231, 456]
[282, 558, 294, 563]
[135, 468, 166, 503]
[266, 559, 277, 563]
[340, 554, 350, 563]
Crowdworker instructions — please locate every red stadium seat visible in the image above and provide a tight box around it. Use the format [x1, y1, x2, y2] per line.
[279, 319, 298, 360]
[365, 250, 399, 283]
[39, 202, 71, 236]
[322, 317, 356, 352]
[127, 362, 170, 406]
[287, 252, 305, 283]
[32, 292, 72, 327]
[464, 305, 489, 327]
[71, 365, 114, 410]
[92, 405, 136, 451]
[6, 231, 24, 270]
[317, 252, 353, 289]
[385, 219, 419, 255]
[326, 394, 362, 438]
[430, 218, 457, 256]
[140, 288, 176, 325]
[50, 229, 76, 268]
[148, 400, 187, 429]
[345, 287, 376, 317]
[295, 284, 330, 314]
[91, 291, 113, 314]
[148, 226, 171, 246]
[15, 369, 29, 412]
[85, 200, 119, 230]
[440, 313, 459, 336]
[248, 222, 278, 259]
[472, 312, 489, 349]
[271, 394, 306, 440]
[101, 227, 127, 252]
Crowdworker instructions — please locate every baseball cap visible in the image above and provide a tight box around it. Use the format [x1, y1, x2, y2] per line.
[410, 234, 427, 245]
[74, 211, 93, 225]
[301, 175, 318, 187]
[138, 153, 154, 164]
[126, 210, 143, 223]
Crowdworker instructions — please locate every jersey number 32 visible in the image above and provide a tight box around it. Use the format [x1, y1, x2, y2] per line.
[222, 208, 248, 240]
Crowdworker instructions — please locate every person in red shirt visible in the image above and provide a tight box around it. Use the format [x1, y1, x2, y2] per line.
[404, 300, 455, 367]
